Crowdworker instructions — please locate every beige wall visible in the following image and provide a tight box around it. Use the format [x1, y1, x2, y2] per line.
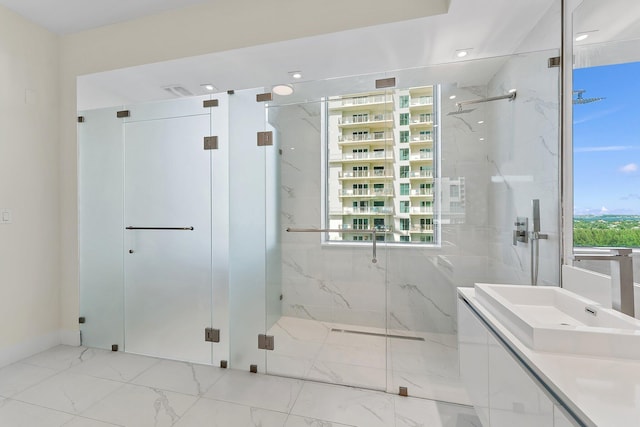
[59, 1, 450, 333]
[0, 6, 60, 364]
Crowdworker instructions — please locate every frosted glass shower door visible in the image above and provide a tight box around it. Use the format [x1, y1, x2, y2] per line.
[124, 112, 213, 364]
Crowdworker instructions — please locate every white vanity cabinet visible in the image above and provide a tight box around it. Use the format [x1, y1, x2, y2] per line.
[459, 298, 579, 427]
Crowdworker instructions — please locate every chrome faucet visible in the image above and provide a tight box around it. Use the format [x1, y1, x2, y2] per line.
[573, 248, 635, 317]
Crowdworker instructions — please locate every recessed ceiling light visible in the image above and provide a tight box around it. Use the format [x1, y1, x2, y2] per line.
[273, 84, 294, 96]
[449, 95, 457, 100]
[478, 120, 484, 124]
[456, 50, 468, 58]
[575, 34, 589, 42]
[290, 71, 303, 80]
[479, 138, 485, 141]
[201, 84, 216, 91]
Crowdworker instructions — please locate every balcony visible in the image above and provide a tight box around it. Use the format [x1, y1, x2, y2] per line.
[330, 151, 393, 162]
[410, 224, 434, 233]
[332, 206, 394, 215]
[410, 207, 434, 214]
[339, 188, 394, 197]
[410, 134, 433, 144]
[410, 189, 434, 197]
[338, 132, 393, 145]
[409, 153, 433, 162]
[409, 170, 433, 179]
[338, 169, 393, 179]
[410, 97, 433, 107]
[338, 113, 393, 128]
[410, 115, 433, 123]
[329, 94, 394, 110]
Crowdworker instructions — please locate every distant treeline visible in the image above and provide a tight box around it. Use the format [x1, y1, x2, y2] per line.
[574, 215, 640, 247]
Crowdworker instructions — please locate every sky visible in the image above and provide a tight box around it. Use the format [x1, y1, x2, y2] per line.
[573, 61, 640, 215]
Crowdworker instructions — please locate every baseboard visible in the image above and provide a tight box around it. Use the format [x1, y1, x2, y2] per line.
[0, 329, 80, 369]
[59, 328, 81, 346]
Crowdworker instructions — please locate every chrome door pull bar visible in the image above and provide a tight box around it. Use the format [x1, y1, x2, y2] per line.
[126, 226, 194, 230]
[286, 227, 380, 263]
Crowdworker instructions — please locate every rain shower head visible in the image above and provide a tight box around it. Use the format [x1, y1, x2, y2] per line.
[573, 89, 605, 104]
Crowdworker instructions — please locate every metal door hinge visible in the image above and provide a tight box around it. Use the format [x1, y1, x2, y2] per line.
[77, 116, 85, 123]
[258, 334, 274, 350]
[116, 110, 130, 118]
[376, 77, 396, 89]
[204, 136, 219, 150]
[399, 386, 408, 397]
[256, 92, 273, 102]
[79, 317, 86, 324]
[548, 56, 561, 68]
[205, 328, 220, 343]
[257, 131, 273, 147]
[203, 99, 219, 108]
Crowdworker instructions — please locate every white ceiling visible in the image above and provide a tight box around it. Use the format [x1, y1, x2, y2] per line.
[0, 0, 213, 34]
[76, 0, 559, 110]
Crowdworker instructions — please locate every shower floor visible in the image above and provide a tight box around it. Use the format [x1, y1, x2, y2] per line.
[265, 316, 471, 405]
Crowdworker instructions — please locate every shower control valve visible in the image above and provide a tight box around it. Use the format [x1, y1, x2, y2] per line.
[513, 217, 528, 245]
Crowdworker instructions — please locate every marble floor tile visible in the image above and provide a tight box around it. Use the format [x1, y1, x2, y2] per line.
[0, 399, 75, 427]
[290, 382, 395, 427]
[204, 370, 304, 413]
[131, 358, 227, 396]
[0, 362, 58, 397]
[283, 414, 356, 427]
[12, 371, 122, 414]
[174, 398, 288, 427]
[265, 353, 315, 378]
[21, 346, 102, 371]
[67, 351, 160, 382]
[81, 383, 197, 427]
[63, 417, 122, 426]
[307, 360, 386, 390]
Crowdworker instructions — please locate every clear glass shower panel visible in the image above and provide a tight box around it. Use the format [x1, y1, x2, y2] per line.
[79, 106, 125, 350]
[123, 112, 213, 364]
[265, 96, 388, 391]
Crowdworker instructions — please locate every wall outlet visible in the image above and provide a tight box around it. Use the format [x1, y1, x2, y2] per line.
[1, 209, 12, 224]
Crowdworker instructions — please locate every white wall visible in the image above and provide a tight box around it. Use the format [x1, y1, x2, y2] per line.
[0, 6, 62, 366]
[57, 0, 450, 338]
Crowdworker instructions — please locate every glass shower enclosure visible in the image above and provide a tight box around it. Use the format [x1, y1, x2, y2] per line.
[79, 49, 560, 406]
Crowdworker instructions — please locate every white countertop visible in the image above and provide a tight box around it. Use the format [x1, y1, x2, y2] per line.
[459, 287, 640, 427]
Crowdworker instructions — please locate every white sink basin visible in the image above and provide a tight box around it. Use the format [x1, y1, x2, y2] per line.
[475, 283, 640, 359]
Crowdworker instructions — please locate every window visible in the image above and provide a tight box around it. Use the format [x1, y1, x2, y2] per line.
[327, 86, 438, 245]
[573, 62, 640, 247]
[400, 131, 409, 143]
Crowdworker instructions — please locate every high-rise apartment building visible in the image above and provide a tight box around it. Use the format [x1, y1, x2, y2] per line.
[326, 86, 438, 243]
